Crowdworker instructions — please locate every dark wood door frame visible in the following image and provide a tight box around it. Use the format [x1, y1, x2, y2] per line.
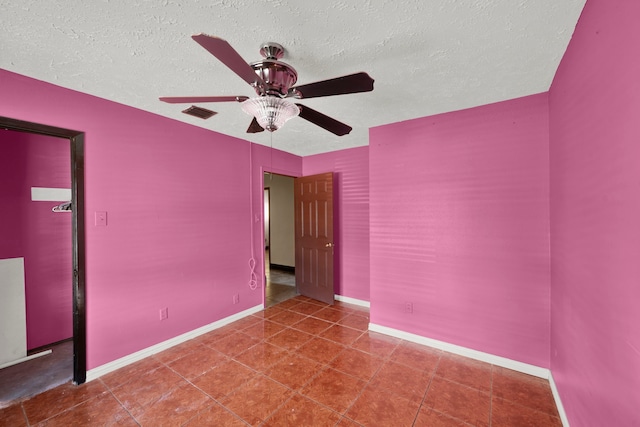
[0, 116, 86, 384]
[264, 187, 270, 251]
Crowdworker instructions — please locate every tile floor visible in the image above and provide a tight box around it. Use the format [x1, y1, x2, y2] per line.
[1, 296, 561, 426]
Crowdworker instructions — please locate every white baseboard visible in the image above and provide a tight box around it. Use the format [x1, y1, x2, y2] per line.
[334, 294, 370, 308]
[371, 323, 570, 425]
[549, 371, 570, 426]
[0, 349, 52, 370]
[86, 304, 264, 382]
[368, 323, 550, 379]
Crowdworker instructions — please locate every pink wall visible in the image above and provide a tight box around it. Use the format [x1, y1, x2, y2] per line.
[0, 130, 72, 349]
[369, 94, 551, 367]
[0, 133, 26, 257]
[0, 69, 301, 369]
[304, 146, 370, 302]
[549, 0, 640, 424]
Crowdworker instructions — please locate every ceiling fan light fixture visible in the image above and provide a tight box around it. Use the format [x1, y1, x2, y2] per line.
[241, 96, 299, 132]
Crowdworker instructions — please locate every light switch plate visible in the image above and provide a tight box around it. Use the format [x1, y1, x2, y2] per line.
[95, 211, 107, 226]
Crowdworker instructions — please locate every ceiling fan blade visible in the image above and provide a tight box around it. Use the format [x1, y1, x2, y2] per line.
[287, 72, 374, 99]
[159, 96, 248, 104]
[296, 104, 352, 136]
[192, 34, 264, 87]
[246, 117, 265, 133]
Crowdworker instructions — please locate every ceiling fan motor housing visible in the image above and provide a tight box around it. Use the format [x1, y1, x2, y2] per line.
[250, 60, 298, 97]
[250, 42, 298, 97]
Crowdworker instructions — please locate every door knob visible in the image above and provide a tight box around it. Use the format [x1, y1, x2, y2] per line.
[325, 243, 334, 247]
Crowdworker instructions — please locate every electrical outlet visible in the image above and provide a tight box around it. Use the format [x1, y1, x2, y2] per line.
[159, 307, 168, 320]
[404, 302, 413, 314]
[232, 294, 240, 304]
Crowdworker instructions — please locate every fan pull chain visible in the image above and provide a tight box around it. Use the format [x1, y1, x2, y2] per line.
[248, 143, 258, 291]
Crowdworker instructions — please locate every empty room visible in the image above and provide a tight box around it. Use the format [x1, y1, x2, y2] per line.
[1, 0, 638, 426]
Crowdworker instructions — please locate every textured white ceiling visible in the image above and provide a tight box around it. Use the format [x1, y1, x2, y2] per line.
[1, 0, 585, 156]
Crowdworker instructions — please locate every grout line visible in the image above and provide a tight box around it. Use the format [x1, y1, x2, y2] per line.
[30, 386, 107, 426]
[411, 355, 441, 426]
[102, 379, 139, 426]
[20, 403, 31, 427]
[489, 364, 494, 426]
[259, 392, 297, 426]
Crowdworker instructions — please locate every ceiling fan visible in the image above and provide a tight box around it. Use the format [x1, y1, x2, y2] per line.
[160, 34, 374, 136]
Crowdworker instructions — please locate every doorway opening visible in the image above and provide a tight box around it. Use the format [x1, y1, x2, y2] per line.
[0, 116, 86, 391]
[263, 172, 296, 307]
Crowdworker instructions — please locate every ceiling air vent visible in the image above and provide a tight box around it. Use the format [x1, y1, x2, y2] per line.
[182, 105, 217, 119]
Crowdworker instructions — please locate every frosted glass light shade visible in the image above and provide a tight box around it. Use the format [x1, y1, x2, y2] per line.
[241, 96, 300, 132]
